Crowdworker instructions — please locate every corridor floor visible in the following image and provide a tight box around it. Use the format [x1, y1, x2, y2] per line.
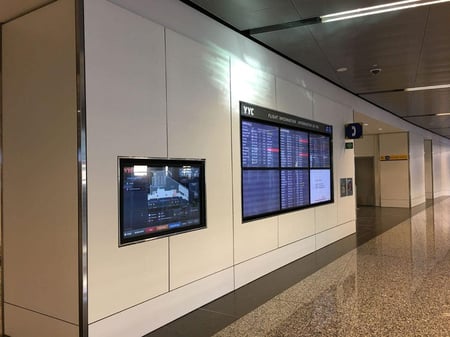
[146, 198, 450, 337]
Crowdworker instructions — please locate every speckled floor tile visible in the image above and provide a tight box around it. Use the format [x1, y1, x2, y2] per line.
[212, 198, 450, 337]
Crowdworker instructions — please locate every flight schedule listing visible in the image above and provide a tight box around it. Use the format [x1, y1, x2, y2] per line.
[281, 170, 309, 209]
[242, 121, 279, 168]
[310, 134, 331, 168]
[280, 128, 309, 168]
[242, 170, 280, 218]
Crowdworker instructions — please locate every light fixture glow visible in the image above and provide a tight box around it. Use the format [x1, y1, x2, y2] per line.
[321, 0, 450, 22]
[436, 112, 450, 116]
[405, 84, 450, 91]
[336, 67, 348, 72]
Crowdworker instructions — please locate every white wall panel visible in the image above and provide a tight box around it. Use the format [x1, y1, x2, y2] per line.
[315, 203, 338, 233]
[231, 59, 279, 263]
[2, 0, 78, 327]
[4, 304, 78, 337]
[279, 209, 315, 246]
[380, 161, 410, 207]
[275, 77, 313, 119]
[355, 135, 377, 157]
[409, 132, 426, 207]
[89, 268, 234, 337]
[234, 236, 315, 288]
[84, 0, 169, 322]
[165, 29, 234, 289]
[316, 221, 356, 250]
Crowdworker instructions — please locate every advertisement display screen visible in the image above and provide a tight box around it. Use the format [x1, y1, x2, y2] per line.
[240, 101, 333, 221]
[119, 158, 206, 245]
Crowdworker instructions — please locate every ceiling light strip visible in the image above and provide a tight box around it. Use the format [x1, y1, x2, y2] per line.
[321, 0, 450, 22]
[322, 0, 420, 18]
[405, 84, 450, 91]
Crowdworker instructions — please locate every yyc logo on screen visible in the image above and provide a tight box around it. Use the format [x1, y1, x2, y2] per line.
[243, 105, 254, 116]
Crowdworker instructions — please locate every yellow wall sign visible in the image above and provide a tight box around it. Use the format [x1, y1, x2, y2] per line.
[380, 154, 408, 161]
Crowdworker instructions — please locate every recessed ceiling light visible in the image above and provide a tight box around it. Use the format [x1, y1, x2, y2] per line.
[378, 128, 383, 131]
[405, 84, 450, 91]
[336, 67, 348, 72]
[363, 123, 369, 126]
[320, 0, 450, 23]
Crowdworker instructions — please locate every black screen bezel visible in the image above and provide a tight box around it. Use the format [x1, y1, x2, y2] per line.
[118, 157, 206, 246]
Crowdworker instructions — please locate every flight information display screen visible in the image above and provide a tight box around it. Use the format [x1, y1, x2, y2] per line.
[310, 169, 331, 204]
[242, 170, 280, 218]
[310, 134, 331, 168]
[240, 101, 333, 221]
[281, 169, 309, 209]
[280, 128, 309, 168]
[119, 158, 206, 245]
[242, 121, 279, 168]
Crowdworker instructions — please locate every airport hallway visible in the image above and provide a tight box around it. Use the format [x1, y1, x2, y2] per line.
[147, 197, 450, 337]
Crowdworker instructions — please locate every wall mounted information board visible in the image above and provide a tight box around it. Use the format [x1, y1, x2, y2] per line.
[119, 157, 206, 245]
[240, 101, 333, 221]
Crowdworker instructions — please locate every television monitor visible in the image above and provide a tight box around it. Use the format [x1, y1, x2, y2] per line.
[119, 157, 206, 245]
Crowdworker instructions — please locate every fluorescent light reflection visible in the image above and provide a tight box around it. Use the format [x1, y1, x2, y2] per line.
[405, 84, 450, 91]
[321, 0, 450, 22]
[436, 112, 450, 116]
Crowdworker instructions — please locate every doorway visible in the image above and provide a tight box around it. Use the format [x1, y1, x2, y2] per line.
[424, 140, 433, 199]
[355, 156, 376, 206]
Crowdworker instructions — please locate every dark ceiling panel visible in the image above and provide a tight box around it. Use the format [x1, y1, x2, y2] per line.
[291, 0, 391, 19]
[430, 128, 450, 136]
[360, 89, 450, 117]
[187, 0, 301, 30]
[254, 26, 341, 84]
[308, 8, 428, 93]
[403, 115, 450, 129]
[415, 3, 450, 87]
[182, 0, 450, 139]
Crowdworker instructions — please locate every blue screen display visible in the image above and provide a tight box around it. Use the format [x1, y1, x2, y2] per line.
[242, 170, 280, 218]
[310, 134, 331, 168]
[242, 121, 279, 168]
[241, 115, 332, 221]
[281, 170, 309, 209]
[280, 128, 309, 168]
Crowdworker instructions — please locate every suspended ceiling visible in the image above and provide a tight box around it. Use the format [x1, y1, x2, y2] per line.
[181, 0, 450, 139]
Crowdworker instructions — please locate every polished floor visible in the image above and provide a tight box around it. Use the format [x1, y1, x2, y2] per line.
[146, 198, 450, 337]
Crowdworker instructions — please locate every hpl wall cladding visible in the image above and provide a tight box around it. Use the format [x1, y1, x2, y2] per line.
[85, 0, 354, 335]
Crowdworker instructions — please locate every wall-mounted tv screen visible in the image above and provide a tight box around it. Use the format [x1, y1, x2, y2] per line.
[240, 101, 333, 221]
[119, 157, 206, 245]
